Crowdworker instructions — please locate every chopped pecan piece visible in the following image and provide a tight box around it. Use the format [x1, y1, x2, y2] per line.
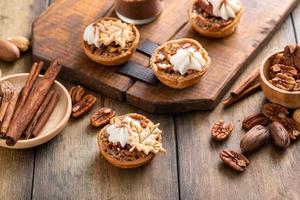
[272, 53, 284, 65]
[72, 94, 97, 118]
[269, 73, 296, 91]
[220, 150, 249, 172]
[282, 44, 300, 70]
[90, 107, 116, 127]
[242, 113, 270, 130]
[211, 120, 234, 141]
[269, 64, 297, 78]
[69, 85, 85, 105]
[196, 0, 213, 15]
[262, 103, 289, 122]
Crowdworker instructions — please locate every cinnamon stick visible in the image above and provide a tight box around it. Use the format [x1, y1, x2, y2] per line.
[6, 60, 62, 146]
[24, 90, 55, 139]
[223, 82, 261, 107]
[0, 90, 18, 137]
[230, 68, 260, 96]
[31, 92, 59, 138]
[12, 61, 43, 122]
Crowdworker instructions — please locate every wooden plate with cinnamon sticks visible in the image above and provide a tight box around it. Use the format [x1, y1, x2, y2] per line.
[0, 73, 71, 149]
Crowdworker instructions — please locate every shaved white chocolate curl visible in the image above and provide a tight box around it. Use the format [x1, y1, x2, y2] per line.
[208, 0, 241, 20]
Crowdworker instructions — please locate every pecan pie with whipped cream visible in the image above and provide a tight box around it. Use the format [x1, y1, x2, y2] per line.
[82, 17, 140, 66]
[97, 113, 166, 169]
[189, 0, 243, 38]
[150, 38, 211, 89]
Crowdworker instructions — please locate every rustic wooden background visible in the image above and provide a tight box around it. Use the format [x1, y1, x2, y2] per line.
[0, 0, 299, 200]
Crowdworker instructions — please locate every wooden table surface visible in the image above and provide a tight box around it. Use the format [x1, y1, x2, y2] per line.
[0, 0, 299, 200]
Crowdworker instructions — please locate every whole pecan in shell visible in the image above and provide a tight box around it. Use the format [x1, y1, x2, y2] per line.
[269, 122, 290, 149]
[240, 125, 269, 153]
[219, 149, 249, 172]
[90, 107, 116, 127]
[69, 85, 85, 105]
[242, 113, 270, 130]
[211, 120, 234, 141]
[72, 94, 97, 118]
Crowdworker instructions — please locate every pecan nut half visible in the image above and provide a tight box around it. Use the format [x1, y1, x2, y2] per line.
[240, 125, 269, 153]
[70, 85, 85, 105]
[269, 122, 290, 149]
[272, 53, 284, 65]
[90, 107, 116, 127]
[262, 103, 289, 122]
[279, 117, 300, 140]
[211, 120, 234, 141]
[220, 149, 249, 172]
[72, 94, 97, 118]
[242, 113, 270, 130]
[269, 64, 298, 78]
[269, 73, 296, 91]
[282, 44, 300, 70]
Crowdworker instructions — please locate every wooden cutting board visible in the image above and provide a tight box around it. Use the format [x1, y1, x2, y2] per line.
[32, 0, 300, 113]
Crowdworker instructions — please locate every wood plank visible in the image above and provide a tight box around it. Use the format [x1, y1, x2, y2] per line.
[176, 16, 300, 199]
[292, 0, 300, 42]
[0, 0, 49, 199]
[32, 82, 179, 199]
[126, 0, 300, 113]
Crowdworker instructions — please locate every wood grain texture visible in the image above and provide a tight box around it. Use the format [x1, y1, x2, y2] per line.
[32, 82, 179, 200]
[126, 0, 300, 113]
[175, 14, 300, 200]
[0, 0, 49, 199]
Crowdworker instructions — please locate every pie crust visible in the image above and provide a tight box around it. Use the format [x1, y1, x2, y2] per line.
[82, 17, 140, 66]
[97, 113, 163, 169]
[189, 0, 243, 38]
[150, 38, 211, 89]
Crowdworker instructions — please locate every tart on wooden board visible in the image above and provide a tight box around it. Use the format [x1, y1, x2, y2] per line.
[97, 113, 166, 169]
[189, 0, 243, 38]
[82, 17, 140, 66]
[150, 38, 211, 89]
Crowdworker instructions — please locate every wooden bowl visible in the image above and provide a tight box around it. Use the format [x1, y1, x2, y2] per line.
[260, 52, 300, 109]
[0, 73, 72, 149]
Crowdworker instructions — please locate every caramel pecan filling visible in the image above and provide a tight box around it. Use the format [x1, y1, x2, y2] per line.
[191, 2, 234, 31]
[154, 42, 200, 76]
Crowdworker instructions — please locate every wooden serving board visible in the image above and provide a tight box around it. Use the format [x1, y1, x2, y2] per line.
[32, 0, 300, 113]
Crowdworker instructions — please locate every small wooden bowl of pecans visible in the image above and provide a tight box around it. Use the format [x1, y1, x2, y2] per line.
[260, 45, 300, 109]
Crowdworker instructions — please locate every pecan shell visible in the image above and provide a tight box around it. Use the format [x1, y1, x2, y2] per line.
[220, 150, 249, 172]
[242, 113, 270, 130]
[69, 85, 85, 105]
[90, 107, 116, 127]
[270, 122, 290, 149]
[240, 125, 269, 153]
[72, 94, 96, 118]
[211, 120, 234, 141]
[262, 103, 289, 122]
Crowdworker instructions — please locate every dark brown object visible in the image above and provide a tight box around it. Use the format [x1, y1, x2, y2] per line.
[0, 39, 20, 62]
[219, 150, 249, 172]
[12, 61, 43, 122]
[31, 92, 59, 138]
[0, 90, 18, 137]
[72, 95, 97, 118]
[240, 125, 269, 153]
[196, 0, 213, 16]
[211, 120, 234, 141]
[269, 122, 290, 149]
[282, 44, 300, 70]
[6, 60, 62, 146]
[69, 85, 85, 105]
[262, 103, 289, 122]
[90, 107, 116, 127]
[242, 113, 270, 130]
[24, 91, 55, 139]
[272, 53, 284, 65]
[31, 0, 298, 113]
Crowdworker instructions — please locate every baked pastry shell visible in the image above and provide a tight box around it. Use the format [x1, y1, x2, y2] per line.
[82, 17, 140, 66]
[150, 38, 211, 89]
[189, 1, 243, 38]
[97, 113, 158, 169]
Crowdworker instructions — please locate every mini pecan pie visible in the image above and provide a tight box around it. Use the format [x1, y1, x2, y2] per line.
[189, 0, 243, 38]
[82, 17, 140, 66]
[150, 38, 211, 89]
[97, 113, 166, 169]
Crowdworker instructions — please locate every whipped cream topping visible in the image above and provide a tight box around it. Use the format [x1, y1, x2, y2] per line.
[170, 47, 206, 75]
[83, 20, 134, 48]
[107, 124, 129, 148]
[208, 0, 241, 20]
